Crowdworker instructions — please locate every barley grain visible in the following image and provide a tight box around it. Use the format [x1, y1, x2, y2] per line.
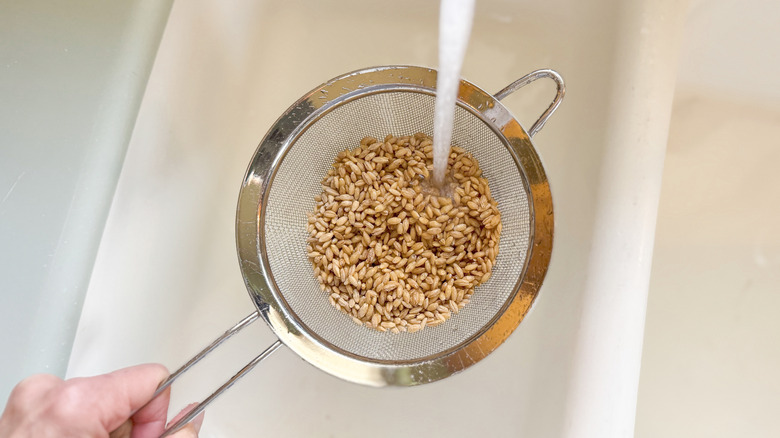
[306, 133, 501, 333]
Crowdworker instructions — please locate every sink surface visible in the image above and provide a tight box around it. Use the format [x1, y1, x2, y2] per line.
[67, 1, 635, 436]
[63, 0, 715, 436]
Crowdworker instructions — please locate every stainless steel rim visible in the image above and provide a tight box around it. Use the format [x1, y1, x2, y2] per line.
[236, 65, 555, 386]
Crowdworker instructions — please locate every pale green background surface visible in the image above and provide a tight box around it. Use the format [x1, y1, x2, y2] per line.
[0, 0, 172, 405]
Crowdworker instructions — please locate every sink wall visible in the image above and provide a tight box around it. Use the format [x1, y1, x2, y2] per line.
[635, 0, 780, 436]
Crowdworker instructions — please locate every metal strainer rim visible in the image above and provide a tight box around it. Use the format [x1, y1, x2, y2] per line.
[235, 65, 556, 386]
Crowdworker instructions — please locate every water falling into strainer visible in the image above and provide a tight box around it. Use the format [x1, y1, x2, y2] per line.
[150, 65, 564, 437]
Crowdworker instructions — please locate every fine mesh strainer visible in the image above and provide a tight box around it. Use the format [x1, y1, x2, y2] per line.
[154, 65, 564, 436]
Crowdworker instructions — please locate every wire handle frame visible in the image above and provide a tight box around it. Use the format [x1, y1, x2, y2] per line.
[117, 311, 282, 438]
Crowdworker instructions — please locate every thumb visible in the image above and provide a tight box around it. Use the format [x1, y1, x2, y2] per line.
[71, 363, 169, 433]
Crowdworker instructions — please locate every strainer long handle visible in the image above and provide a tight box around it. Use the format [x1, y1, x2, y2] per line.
[494, 69, 566, 138]
[160, 337, 282, 437]
[117, 311, 282, 437]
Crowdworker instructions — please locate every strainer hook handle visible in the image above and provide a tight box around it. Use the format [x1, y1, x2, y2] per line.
[493, 69, 565, 138]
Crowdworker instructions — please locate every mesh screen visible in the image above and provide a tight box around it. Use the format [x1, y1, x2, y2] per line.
[264, 90, 531, 362]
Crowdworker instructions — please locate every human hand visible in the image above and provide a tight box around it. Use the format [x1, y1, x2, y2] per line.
[0, 364, 203, 438]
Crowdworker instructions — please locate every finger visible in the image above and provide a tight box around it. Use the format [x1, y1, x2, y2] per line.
[0, 374, 62, 430]
[70, 363, 169, 432]
[3, 374, 62, 414]
[129, 384, 171, 438]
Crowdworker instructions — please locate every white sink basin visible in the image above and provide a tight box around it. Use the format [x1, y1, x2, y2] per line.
[69, 1, 632, 437]
[66, 0, 696, 436]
